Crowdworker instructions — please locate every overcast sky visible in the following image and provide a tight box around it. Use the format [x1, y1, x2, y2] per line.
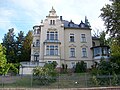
[0, 0, 111, 42]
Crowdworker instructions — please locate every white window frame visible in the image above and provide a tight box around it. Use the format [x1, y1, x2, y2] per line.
[50, 20, 55, 25]
[82, 48, 87, 57]
[70, 34, 74, 42]
[46, 45, 58, 56]
[81, 34, 86, 42]
[70, 48, 75, 57]
[47, 31, 58, 40]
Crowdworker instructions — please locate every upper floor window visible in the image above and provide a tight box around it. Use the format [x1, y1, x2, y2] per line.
[70, 34, 74, 42]
[82, 48, 87, 57]
[47, 31, 58, 40]
[36, 39, 40, 47]
[93, 47, 100, 57]
[70, 48, 75, 57]
[46, 45, 58, 56]
[81, 34, 86, 42]
[50, 20, 55, 25]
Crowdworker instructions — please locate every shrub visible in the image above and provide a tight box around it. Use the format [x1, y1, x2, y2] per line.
[74, 61, 87, 73]
[33, 61, 58, 85]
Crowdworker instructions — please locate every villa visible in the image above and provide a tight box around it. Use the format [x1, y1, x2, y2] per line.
[19, 7, 110, 74]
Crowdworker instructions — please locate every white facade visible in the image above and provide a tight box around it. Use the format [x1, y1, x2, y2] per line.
[31, 7, 93, 68]
[20, 7, 110, 74]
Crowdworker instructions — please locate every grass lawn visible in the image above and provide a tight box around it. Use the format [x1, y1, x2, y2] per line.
[2, 73, 119, 88]
[0, 73, 96, 88]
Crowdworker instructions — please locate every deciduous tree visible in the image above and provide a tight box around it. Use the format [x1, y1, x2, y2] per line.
[100, 0, 120, 44]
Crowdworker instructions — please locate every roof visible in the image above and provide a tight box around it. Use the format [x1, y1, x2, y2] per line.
[63, 20, 91, 30]
[91, 45, 110, 49]
[92, 36, 100, 40]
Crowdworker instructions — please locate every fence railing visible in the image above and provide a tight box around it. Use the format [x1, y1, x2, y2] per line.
[0, 73, 120, 89]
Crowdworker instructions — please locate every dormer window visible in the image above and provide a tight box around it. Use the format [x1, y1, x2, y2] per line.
[50, 20, 55, 25]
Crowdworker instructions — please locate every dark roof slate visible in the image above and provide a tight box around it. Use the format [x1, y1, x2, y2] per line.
[63, 20, 91, 29]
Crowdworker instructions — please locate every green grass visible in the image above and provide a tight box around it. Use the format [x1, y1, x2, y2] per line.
[0, 73, 96, 88]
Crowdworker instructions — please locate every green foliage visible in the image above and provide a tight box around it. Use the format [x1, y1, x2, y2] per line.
[61, 64, 68, 73]
[99, 31, 107, 46]
[100, 0, 120, 44]
[22, 30, 33, 61]
[91, 60, 119, 75]
[0, 44, 18, 75]
[107, 39, 120, 74]
[33, 62, 58, 85]
[91, 59, 119, 86]
[74, 61, 87, 73]
[2, 28, 16, 63]
[2, 29, 33, 63]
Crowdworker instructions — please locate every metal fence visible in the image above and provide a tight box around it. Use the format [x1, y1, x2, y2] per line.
[0, 73, 120, 89]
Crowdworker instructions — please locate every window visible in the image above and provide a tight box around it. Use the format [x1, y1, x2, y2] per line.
[82, 48, 87, 57]
[46, 45, 58, 55]
[37, 29, 40, 34]
[102, 47, 108, 55]
[70, 34, 74, 42]
[53, 20, 55, 25]
[46, 46, 49, 55]
[47, 31, 58, 40]
[50, 20, 55, 25]
[93, 47, 100, 57]
[50, 20, 52, 25]
[36, 39, 40, 47]
[34, 53, 39, 62]
[70, 48, 75, 57]
[81, 34, 86, 42]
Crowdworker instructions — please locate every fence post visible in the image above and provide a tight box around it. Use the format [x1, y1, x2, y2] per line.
[85, 73, 87, 88]
[2, 75, 4, 88]
[109, 74, 111, 86]
[31, 74, 33, 88]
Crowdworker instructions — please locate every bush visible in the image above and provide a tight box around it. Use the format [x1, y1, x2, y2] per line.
[74, 61, 87, 73]
[33, 61, 58, 85]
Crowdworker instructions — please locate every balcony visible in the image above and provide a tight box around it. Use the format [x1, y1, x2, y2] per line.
[44, 40, 61, 44]
[20, 61, 45, 67]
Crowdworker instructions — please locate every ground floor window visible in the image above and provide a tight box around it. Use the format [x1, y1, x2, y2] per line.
[34, 54, 39, 61]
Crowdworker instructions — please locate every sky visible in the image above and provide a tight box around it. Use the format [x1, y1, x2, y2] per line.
[0, 0, 111, 43]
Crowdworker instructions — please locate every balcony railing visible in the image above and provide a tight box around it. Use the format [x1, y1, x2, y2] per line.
[20, 62, 45, 67]
[44, 40, 61, 44]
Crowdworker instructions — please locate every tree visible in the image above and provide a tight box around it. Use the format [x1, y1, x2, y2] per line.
[110, 39, 120, 73]
[0, 44, 18, 75]
[0, 44, 7, 74]
[99, 31, 107, 46]
[22, 30, 33, 61]
[2, 28, 16, 63]
[100, 0, 120, 44]
[16, 31, 25, 62]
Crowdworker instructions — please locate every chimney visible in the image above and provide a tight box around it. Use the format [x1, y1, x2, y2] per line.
[60, 16, 62, 21]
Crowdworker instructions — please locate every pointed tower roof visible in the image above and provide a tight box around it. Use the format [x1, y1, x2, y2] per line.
[46, 6, 58, 18]
[85, 16, 91, 27]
